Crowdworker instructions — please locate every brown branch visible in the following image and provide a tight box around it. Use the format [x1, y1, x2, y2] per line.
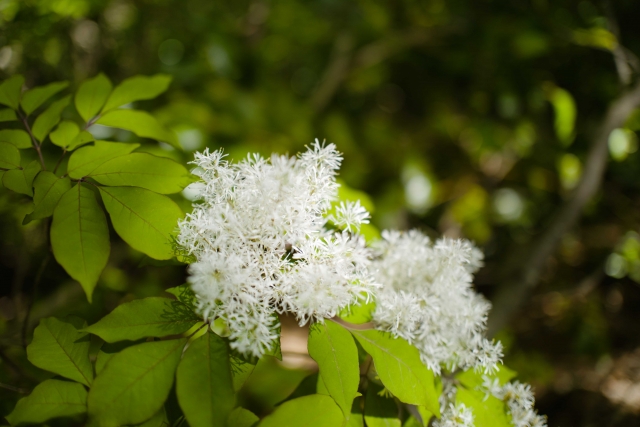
[310, 28, 436, 113]
[487, 77, 640, 336]
[17, 112, 46, 171]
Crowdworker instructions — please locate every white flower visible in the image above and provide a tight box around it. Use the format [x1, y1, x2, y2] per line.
[478, 379, 548, 427]
[433, 403, 475, 427]
[177, 141, 378, 357]
[371, 230, 502, 374]
[332, 200, 370, 232]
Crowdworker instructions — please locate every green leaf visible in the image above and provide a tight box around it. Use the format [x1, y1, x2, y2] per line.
[96, 109, 179, 149]
[51, 183, 110, 301]
[85, 297, 199, 342]
[456, 364, 517, 390]
[26, 316, 93, 386]
[20, 81, 69, 115]
[347, 397, 365, 427]
[0, 75, 24, 109]
[547, 85, 577, 146]
[67, 140, 139, 178]
[132, 406, 169, 427]
[50, 120, 93, 151]
[456, 387, 511, 427]
[308, 320, 359, 417]
[103, 74, 172, 112]
[23, 172, 72, 224]
[0, 129, 31, 149]
[99, 186, 183, 260]
[339, 298, 375, 324]
[349, 330, 439, 416]
[87, 338, 186, 427]
[5, 379, 87, 426]
[228, 407, 259, 427]
[0, 108, 18, 122]
[176, 331, 236, 427]
[32, 95, 71, 142]
[231, 351, 256, 391]
[0, 141, 21, 169]
[75, 73, 112, 122]
[258, 394, 345, 427]
[364, 383, 401, 427]
[2, 160, 41, 196]
[89, 152, 193, 193]
[95, 340, 143, 376]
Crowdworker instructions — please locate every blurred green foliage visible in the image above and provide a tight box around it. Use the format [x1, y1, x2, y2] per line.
[2, 0, 640, 425]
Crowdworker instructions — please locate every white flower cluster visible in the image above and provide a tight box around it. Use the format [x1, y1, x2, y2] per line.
[482, 377, 548, 427]
[177, 141, 376, 357]
[433, 403, 475, 427]
[371, 230, 502, 374]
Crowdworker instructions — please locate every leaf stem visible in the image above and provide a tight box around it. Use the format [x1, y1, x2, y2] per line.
[21, 245, 51, 348]
[0, 381, 29, 394]
[17, 111, 46, 171]
[52, 149, 67, 174]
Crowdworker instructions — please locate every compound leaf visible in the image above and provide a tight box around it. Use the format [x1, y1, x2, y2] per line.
[0, 108, 17, 122]
[5, 379, 87, 426]
[96, 109, 179, 149]
[176, 331, 236, 427]
[75, 73, 112, 122]
[26, 316, 93, 386]
[21, 81, 69, 115]
[51, 183, 110, 301]
[350, 329, 439, 416]
[67, 140, 139, 178]
[0, 75, 24, 109]
[0, 141, 21, 169]
[103, 74, 172, 112]
[50, 120, 93, 151]
[23, 171, 71, 223]
[2, 160, 40, 196]
[98, 186, 183, 260]
[258, 394, 344, 427]
[308, 320, 360, 418]
[228, 407, 259, 427]
[87, 338, 186, 426]
[32, 95, 71, 142]
[90, 152, 193, 193]
[0, 129, 32, 149]
[85, 297, 199, 342]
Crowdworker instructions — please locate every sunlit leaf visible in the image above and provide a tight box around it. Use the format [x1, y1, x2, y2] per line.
[26, 316, 93, 386]
[99, 186, 183, 260]
[50, 120, 93, 151]
[0, 141, 21, 169]
[103, 74, 172, 112]
[23, 171, 72, 223]
[456, 364, 517, 390]
[2, 160, 41, 196]
[0, 129, 31, 149]
[51, 183, 110, 301]
[89, 152, 194, 193]
[32, 95, 71, 142]
[0, 108, 17, 122]
[75, 73, 112, 122]
[258, 394, 345, 427]
[364, 383, 401, 427]
[66, 140, 139, 178]
[308, 320, 360, 417]
[350, 329, 439, 415]
[176, 331, 236, 427]
[97, 109, 179, 148]
[88, 338, 186, 426]
[0, 75, 24, 109]
[84, 297, 199, 342]
[228, 407, 259, 427]
[5, 379, 87, 426]
[456, 387, 511, 427]
[20, 81, 69, 115]
[546, 85, 576, 146]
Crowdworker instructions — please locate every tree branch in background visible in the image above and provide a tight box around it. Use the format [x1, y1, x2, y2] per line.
[488, 77, 640, 336]
[310, 28, 436, 113]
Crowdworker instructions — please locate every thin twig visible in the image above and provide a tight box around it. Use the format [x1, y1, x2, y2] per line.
[488, 77, 640, 336]
[0, 382, 29, 394]
[17, 111, 46, 171]
[53, 149, 67, 174]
